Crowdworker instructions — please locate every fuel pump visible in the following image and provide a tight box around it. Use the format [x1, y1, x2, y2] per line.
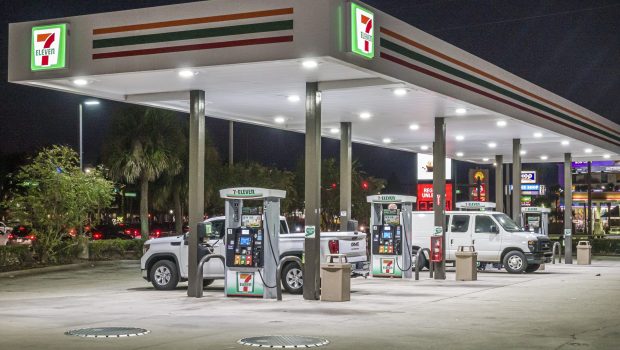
[367, 195, 416, 278]
[220, 187, 286, 299]
[520, 207, 550, 235]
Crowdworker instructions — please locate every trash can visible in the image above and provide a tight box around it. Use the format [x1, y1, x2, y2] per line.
[455, 246, 477, 281]
[577, 241, 592, 265]
[320, 254, 351, 302]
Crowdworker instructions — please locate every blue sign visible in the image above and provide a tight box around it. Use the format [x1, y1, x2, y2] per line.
[521, 171, 536, 184]
[521, 184, 540, 191]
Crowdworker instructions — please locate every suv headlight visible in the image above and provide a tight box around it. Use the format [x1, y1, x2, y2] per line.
[527, 240, 537, 252]
[143, 243, 150, 255]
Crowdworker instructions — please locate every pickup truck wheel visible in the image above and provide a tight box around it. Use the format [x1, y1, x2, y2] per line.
[525, 264, 540, 273]
[282, 262, 303, 294]
[503, 251, 528, 274]
[203, 279, 215, 288]
[150, 260, 179, 290]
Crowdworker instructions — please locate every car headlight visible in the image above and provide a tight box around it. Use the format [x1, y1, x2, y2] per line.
[143, 243, 150, 255]
[528, 240, 537, 251]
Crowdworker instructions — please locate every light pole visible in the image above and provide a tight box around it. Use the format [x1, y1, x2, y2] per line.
[79, 100, 100, 171]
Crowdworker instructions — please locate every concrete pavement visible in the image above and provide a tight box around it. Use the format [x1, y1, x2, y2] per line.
[1, 259, 619, 349]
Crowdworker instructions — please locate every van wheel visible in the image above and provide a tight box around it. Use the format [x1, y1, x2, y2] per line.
[150, 260, 179, 290]
[412, 249, 429, 270]
[503, 251, 528, 274]
[525, 264, 540, 273]
[282, 262, 303, 294]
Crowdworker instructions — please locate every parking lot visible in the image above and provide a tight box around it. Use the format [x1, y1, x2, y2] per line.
[1, 259, 619, 350]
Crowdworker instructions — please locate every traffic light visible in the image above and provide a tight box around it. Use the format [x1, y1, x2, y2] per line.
[361, 180, 369, 191]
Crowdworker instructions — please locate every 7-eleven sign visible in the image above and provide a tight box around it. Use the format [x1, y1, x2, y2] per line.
[350, 3, 374, 59]
[381, 258, 394, 274]
[237, 272, 255, 293]
[31, 23, 67, 71]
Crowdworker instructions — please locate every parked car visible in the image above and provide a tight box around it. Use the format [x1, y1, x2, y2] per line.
[140, 216, 368, 293]
[0, 222, 12, 246]
[9, 225, 36, 245]
[88, 225, 133, 240]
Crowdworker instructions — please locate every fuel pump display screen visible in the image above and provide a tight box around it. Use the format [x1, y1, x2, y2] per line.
[239, 236, 251, 247]
[382, 230, 392, 239]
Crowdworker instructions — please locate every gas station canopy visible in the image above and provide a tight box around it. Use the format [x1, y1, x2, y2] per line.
[8, 0, 620, 162]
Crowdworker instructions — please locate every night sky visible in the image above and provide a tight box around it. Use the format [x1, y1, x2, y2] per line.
[1, 0, 618, 189]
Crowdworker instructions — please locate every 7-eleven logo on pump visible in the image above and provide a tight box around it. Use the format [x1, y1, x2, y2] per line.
[350, 3, 374, 59]
[237, 272, 255, 293]
[381, 258, 394, 274]
[31, 24, 67, 71]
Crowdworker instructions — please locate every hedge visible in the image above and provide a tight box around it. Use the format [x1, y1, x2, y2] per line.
[88, 239, 145, 260]
[0, 245, 34, 269]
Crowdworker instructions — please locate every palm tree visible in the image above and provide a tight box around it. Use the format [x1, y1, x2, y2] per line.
[103, 107, 184, 239]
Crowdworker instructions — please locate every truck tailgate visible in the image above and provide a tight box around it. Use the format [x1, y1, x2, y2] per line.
[324, 231, 367, 263]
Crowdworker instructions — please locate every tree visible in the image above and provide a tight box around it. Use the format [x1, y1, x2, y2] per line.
[3, 146, 114, 263]
[103, 107, 184, 239]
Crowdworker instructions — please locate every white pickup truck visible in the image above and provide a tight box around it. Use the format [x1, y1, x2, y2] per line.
[140, 216, 368, 293]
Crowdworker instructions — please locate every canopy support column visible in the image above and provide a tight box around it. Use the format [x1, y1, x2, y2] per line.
[433, 117, 446, 280]
[495, 155, 504, 213]
[512, 139, 521, 222]
[340, 122, 352, 231]
[564, 153, 573, 264]
[303, 82, 322, 300]
[187, 90, 205, 297]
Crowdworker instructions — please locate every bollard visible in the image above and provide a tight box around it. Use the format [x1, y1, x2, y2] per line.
[194, 254, 225, 298]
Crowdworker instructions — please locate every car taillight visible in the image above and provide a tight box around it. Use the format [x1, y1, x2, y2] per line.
[27, 235, 36, 241]
[93, 232, 103, 240]
[8, 233, 15, 240]
[328, 239, 339, 254]
[124, 229, 131, 235]
[134, 229, 141, 238]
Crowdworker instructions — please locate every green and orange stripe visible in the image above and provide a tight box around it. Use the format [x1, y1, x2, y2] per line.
[92, 8, 294, 60]
[379, 27, 620, 147]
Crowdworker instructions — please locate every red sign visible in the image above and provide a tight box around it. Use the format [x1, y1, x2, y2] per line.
[430, 236, 443, 262]
[417, 183, 452, 211]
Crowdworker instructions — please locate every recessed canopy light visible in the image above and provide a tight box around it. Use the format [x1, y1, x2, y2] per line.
[329, 128, 340, 134]
[455, 135, 465, 141]
[540, 155, 548, 160]
[561, 140, 570, 146]
[482, 158, 489, 162]
[456, 152, 464, 157]
[274, 116, 286, 124]
[359, 112, 371, 120]
[409, 124, 420, 130]
[584, 148, 593, 153]
[520, 150, 527, 155]
[73, 79, 89, 86]
[420, 145, 429, 151]
[533, 132, 543, 138]
[287, 95, 300, 102]
[488, 142, 497, 148]
[393, 88, 407, 96]
[603, 154, 611, 159]
[84, 100, 100, 106]
[496, 120, 507, 127]
[455, 108, 467, 115]
[302, 60, 318, 69]
[178, 69, 197, 78]
[382, 138, 392, 144]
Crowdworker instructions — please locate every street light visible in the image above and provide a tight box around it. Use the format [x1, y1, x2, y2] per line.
[79, 100, 100, 171]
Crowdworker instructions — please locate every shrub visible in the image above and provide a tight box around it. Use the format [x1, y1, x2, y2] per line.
[89, 239, 145, 260]
[0, 245, 34, 269]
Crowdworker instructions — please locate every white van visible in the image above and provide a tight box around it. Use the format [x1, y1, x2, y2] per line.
[411, 211, 552, 273]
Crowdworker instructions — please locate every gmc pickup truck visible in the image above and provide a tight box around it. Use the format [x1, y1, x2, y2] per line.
[141, 216, 368, 294]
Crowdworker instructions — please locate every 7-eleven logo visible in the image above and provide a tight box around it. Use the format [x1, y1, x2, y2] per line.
[31, 24, 67, 71]
[381, 258, 394, 274]
[351, 3, 375, 59]
[237, 272, 254, 293]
